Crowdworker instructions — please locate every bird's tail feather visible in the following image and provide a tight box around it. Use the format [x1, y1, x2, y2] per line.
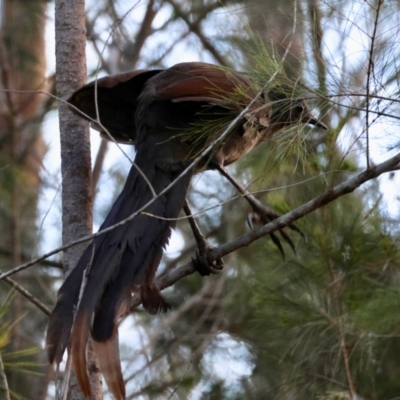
[93, 327, 125, 400]
[46, 160, 192, 399]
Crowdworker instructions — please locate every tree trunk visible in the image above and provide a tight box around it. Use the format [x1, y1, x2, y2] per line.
[54, 0, 102, 398]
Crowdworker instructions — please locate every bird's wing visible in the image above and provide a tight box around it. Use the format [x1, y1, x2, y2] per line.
[67, 63, 256, 144]
[68, 69, 163, 143]
[152, 62, 256, 107]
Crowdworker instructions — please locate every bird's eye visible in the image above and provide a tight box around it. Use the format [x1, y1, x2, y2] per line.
[294, 104, 305, 114]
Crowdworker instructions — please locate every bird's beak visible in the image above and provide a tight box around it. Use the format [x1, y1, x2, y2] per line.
[305, 115, 328, 130]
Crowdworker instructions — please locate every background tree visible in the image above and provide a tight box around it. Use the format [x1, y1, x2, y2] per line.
[0, 0, 54, 398]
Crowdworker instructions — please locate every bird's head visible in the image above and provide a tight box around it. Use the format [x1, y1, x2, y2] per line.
[267, 87, 328, 130]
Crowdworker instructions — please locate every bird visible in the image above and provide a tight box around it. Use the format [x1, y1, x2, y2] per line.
[46, 62, 327, 399]
[70, 63, 325, 255]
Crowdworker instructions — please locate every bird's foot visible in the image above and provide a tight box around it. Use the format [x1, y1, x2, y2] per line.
[247, 201, 306, 259]
[192, 244, 224, 276]
[213, 163, 304, 258]
[141, 284, 171, 314]
[183, 199, 224, 276]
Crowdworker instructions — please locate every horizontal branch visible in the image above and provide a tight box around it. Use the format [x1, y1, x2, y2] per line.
[211, 151, 400, 259]
[0, 149, 398, 287]
[147, 150, 400, 296]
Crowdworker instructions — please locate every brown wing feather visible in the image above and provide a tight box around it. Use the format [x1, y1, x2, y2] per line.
[66, 63, 254, 143]
[154, 62, 255, 106]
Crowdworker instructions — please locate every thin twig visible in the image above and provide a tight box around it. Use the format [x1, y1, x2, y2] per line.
[0, 247, 62, 269]
[365, 0, 384, 169]
[33, 176, 62, 262]
[126, 0, 158, 67]
[165, 0, 229, 66]
[167, 355, 193, 400]
[1, 271, 50, 316]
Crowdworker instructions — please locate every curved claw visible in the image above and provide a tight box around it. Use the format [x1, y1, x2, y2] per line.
[247, 208, 304, 258]
[215, 163, 305, 257]
[192, 250, 224, 276]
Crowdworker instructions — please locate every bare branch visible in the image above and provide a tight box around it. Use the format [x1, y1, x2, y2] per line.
[165, 0, 229, 66]
[124, 0, 158, 67]
[1, 271, 50, 316]
[365, 0, 384, 169]
[149, 149, 400, 297]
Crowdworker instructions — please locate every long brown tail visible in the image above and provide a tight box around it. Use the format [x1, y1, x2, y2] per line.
[46, 155, 192, 398]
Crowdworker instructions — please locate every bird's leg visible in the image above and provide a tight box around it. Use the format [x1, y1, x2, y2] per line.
[214, 163, 306, 258]
[183, 199, 224, 276]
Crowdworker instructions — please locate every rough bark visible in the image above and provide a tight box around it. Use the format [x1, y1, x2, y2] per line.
[54, 0, 102, 398]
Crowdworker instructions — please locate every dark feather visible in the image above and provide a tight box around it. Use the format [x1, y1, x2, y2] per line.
[47, 62, 326, 398]
[68, 69, 162, 142]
